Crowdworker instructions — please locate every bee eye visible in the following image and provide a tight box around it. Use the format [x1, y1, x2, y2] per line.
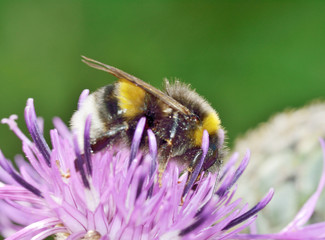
[209, 142, 217, 151]
[191, 114, 200, 123]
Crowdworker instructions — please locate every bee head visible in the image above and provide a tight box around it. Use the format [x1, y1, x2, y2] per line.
[164, 79, 225, 172]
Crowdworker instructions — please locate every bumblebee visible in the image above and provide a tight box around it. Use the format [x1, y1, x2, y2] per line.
[71, 56, 225, 180]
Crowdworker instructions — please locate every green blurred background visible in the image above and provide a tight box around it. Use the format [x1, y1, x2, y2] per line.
[0, 0, 325, 160]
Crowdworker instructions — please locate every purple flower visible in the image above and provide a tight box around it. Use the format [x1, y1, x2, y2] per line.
[0, 91, 323, 239]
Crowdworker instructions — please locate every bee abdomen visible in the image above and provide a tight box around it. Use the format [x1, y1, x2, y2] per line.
[102, 84, 119, 119]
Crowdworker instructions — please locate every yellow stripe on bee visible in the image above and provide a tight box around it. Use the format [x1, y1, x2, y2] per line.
[117, 79, 146, 118]
[193, 112, 221, 146]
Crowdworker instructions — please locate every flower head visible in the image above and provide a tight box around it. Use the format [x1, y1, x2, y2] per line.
[0, 92, 324, 240]
[234, 102, 325, 232]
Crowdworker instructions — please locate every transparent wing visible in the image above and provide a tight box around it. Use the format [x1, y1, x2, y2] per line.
[81, 56, 192, 116]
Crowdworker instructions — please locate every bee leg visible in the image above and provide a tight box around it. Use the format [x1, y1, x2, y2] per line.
[91, 123, 128, 152]
[157, 112, 179, 186]
[157, 141, 173, 187]
[75, 123, 128, 174]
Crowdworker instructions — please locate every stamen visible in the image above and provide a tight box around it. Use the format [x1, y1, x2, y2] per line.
[147, 129, 157, 198]
[216, 150, 249, 197]
[52, 117, 73, 141]
[25, 99, 51, 167]
[1, 115, 32, 145]
[84, 115, 92, 175]
[37, 117, 44, 135]
[229, 150, 250, 186]
[202, 128, 226, 171]
[183, 130, 209, 196]
[222, 188, 274, 230]
[73, 136, 90, 189]
[78, 89, 90, 110]
[0, 151, 42, 197]
[202, 153, 217, 171]
[136, 175, 145, 200]
[219, 152, 239, 181]
[179, 207, 210, 236]
[129, 117, 146, 167]
[147, 129, 157, 178]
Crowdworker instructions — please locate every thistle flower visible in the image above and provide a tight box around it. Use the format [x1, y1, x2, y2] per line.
[234, 102, 325, 232]
[0, 92, 324, 240]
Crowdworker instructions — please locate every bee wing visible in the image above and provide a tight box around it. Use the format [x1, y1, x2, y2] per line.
[81, 56, 192, 116]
